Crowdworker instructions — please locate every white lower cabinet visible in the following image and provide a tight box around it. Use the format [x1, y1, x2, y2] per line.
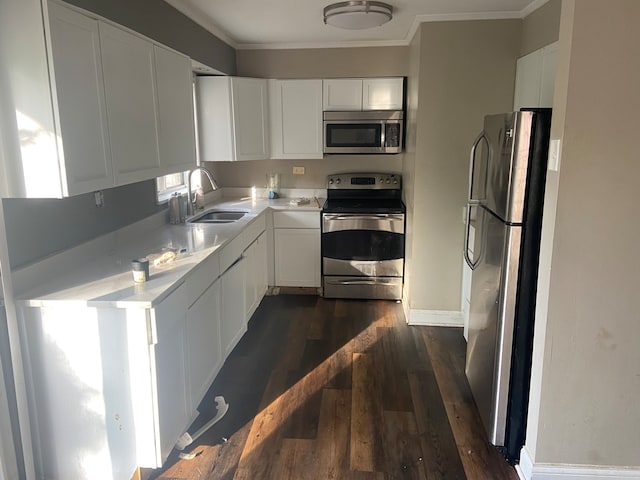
[19, 284, 192, 478]
[151, 284, 190, 463]
[17, 213, 271, 479]
[273, 211, 320, 287]
[220, 256, 247, 358]
[244, 231, 268, 319]
[185, 279, 222, 414]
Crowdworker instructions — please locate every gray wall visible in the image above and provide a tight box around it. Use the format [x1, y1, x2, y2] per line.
[520, 0, 561, 56]
[3, 181, 162, 270]
[208, 47, 409, 189]
[403, 20, 521, 312]
[65, 0, 236, 74]
[528, 0, 640, 467]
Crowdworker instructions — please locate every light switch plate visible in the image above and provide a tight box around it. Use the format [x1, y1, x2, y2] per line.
[548, 139, 561, 171]
[293, 166, 305, 175]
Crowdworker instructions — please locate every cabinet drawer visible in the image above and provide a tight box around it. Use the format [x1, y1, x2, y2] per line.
[220, 214, 266, 273]
[273, 210, 319, 229]
[185, 252, 220, 307]
[243, 213, 266, 245]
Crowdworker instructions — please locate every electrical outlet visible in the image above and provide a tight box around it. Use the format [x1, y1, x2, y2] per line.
[94, 190, 104, 208]
[293, 166, 305, 175]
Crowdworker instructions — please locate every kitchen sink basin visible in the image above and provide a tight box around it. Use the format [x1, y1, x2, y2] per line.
[187, 210, 247, 224]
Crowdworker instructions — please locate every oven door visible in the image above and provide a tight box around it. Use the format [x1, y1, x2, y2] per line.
[321, 213, 405, 277]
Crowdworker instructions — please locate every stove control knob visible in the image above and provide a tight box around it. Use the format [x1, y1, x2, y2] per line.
[379, 178, 384, 183]
[329, 179, 334, 184]
[385, 178, 391, 184]
[393, 179, 398, 184]
[336, 178, 341, 184]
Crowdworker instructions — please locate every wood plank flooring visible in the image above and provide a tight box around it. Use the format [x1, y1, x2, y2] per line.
[148, 295, 518, 480]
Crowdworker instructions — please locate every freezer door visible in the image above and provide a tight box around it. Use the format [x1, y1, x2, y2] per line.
[465, 208, 522, 446]
[483, 112, 534, 224]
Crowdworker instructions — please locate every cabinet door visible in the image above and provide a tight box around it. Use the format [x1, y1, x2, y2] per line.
[362, 78, 404, 110]
[152, 284, 189, 462]
[323, 79, 362, 111]
[220, 256, 247, 357]
[513, 49, 543, 110]
[231, 78, 269, 161]
[47, 2, 113, 195]
[244, 231, 268, 319]
[269, 79, 323, 159]
[195, 76, 234, 162]
[154, 45, 196, 176]
[539, 42, 558, 108]
[275, 228, 321, 287]
[186, 279, 221, 413]
[99, 22, 161, 186]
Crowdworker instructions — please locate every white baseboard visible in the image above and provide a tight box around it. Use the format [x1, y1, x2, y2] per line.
[518, 446, 640, 480]
[406, 308, 463, 327]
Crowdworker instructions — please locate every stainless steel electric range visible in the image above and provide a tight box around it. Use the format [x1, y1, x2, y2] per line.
[321, 173, 405, 300]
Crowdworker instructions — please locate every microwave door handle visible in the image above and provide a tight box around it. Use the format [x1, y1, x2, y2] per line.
[468, 131, 486, 204]
[381, 121, 386, 149]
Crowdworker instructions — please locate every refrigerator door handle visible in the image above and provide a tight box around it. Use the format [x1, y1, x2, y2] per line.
[464, 204, 481, 270]
[468, 131, 487, 203]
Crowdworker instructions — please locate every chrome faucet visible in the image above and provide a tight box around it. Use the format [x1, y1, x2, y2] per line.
[187, 166, 219, 216]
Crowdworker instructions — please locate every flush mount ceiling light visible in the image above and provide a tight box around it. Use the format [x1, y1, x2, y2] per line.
[323, 1, 393, 30]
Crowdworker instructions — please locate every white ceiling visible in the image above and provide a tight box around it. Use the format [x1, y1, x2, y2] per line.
[163, 0, 549, 50]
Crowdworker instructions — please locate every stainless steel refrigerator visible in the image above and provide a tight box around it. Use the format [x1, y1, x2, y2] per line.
[463, 108, 551, 463]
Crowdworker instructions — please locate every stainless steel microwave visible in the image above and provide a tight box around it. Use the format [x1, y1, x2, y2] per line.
[323, 110, 404, 154]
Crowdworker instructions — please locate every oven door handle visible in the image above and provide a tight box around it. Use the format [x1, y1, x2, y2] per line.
[325, 279, 400, 286]
[322, 214, 404, 221]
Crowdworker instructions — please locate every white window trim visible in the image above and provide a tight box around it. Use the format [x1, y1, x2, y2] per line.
[156, 171, 189, 204]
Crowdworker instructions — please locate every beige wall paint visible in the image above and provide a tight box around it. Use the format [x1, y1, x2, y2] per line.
[236, 47, 407, 79]
[205, 47, 409, 190]
[401, 28, 421, 305]
[406, 20, 520, 312]
[520, 0, 561, 56]
[206, 156, 403, 189]
[524, 0, 575, 460]
[532, 0, 640, 466]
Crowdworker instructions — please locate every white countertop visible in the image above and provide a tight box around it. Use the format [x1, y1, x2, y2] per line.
[16, 197, 322, 309]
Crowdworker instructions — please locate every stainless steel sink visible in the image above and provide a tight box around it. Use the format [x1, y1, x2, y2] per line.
[187, 210, 247, 224]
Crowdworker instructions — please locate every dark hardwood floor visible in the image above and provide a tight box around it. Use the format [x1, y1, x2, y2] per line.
[149, 294, 518, 480]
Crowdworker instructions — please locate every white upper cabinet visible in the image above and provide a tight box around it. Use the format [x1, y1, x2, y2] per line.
[196, 76, 269, 162]
[362, 78, 404, 110]
[513, 42, 558, 110]
[99, 22, 162, 186]
[0, 0, 196, 198]
[154, 45, 197, 176]
[323, 79, 363, 110]
[323, 77, 404, 111]
[46, 2, 113, 195]
[539, 42, 558, 108]
[268, 79, 323, 159]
